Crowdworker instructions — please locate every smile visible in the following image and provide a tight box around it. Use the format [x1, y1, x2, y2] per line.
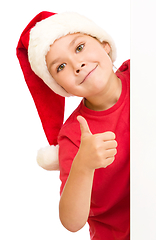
[80, 65, 98, 84]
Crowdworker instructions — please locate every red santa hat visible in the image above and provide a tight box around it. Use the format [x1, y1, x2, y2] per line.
[16, 11, 116, 170]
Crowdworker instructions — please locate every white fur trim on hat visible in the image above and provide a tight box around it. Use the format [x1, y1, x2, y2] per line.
[37, 145, 59, 170]
[28, 12, 117, 97]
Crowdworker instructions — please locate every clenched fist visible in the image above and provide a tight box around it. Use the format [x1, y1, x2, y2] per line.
[76, 116, 117, 171]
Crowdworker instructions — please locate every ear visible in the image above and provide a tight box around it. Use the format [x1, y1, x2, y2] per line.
[102, 42, 111, 54]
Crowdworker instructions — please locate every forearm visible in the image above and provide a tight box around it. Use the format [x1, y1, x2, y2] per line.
[59, 155, 94, 232]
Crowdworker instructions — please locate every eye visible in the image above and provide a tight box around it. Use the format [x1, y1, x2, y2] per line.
[76, 44, 85, 53]
[57, 63, 66, 72]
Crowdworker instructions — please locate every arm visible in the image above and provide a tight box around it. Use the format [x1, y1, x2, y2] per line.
[59, 116, 117, 232]
[59, 155, 94, 232]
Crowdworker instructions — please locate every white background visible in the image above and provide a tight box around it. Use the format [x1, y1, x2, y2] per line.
[0, 0, 155, 239]
[131, 0, 156, 239]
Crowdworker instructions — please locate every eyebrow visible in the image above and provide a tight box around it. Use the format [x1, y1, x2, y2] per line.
[48, 57, 61, 72]
[69, 35, 82, 48]
[50, 57, 61, 66]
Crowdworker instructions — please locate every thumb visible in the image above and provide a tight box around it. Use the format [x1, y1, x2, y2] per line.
[77, 115, 92, 137]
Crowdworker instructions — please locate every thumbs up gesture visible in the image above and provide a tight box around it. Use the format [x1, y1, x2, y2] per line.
[76, 116, 117, 170]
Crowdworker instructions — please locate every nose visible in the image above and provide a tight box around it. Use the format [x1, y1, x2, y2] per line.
[76, 63, 85, 74]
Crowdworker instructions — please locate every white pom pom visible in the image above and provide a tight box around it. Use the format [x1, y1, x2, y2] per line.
[36, 145, 60, 170]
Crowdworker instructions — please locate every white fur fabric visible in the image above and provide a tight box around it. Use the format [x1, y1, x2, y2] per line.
[28, 12, 117, 97]
[37, 145, 59, 170]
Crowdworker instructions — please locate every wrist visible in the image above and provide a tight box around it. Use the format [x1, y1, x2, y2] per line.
[72, 153, 95, 176]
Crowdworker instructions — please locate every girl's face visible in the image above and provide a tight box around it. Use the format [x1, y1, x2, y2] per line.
[46, 33, 113, 98]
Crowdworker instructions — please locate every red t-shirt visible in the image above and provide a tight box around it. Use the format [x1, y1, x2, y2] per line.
[58, 60, 130, 240]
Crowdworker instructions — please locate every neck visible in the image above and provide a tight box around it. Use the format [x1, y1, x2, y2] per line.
[85, 73, 122, 111]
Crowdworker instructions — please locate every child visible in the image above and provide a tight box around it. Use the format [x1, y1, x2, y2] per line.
[17, 11, 130, 240]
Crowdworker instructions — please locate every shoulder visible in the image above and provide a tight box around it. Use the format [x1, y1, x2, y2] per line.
[116, 59, 130, 79]
[58, 101, 82, 147]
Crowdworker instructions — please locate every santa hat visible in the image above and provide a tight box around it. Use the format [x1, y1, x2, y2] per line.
[16, 11, 116, 170]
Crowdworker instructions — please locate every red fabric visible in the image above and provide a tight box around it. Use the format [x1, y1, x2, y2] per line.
[58, 60, 130, 240]
[16, 11, 65, 145]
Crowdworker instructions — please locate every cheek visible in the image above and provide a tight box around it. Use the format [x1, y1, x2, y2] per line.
[98, 51, 112, 69]
[54, 74, 74, 93]
[100, 54, 113, 75]
[52, 71, 67, 85]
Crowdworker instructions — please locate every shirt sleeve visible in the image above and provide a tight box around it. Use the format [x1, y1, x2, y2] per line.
[58, 130, 80, 195]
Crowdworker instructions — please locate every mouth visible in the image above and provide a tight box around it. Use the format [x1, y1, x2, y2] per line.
[80, 65, 98, 84]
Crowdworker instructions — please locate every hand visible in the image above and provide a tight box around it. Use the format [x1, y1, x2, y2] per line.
[76, 116, 117, 170]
